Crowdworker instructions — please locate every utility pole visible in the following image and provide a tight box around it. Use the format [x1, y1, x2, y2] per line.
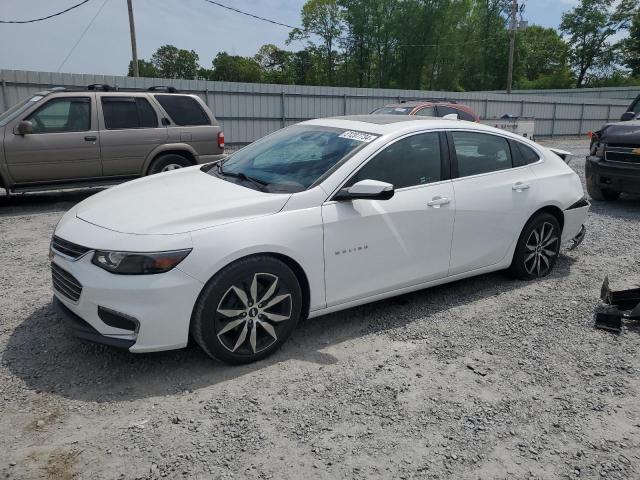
[506, 0, 517, 93]
[127, 0, 139, 77]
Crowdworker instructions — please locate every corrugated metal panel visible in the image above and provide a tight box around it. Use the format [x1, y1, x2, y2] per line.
[0, 69, 632, 145]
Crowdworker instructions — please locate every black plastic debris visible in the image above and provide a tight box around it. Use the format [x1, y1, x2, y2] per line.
[594, 276, 640, 333]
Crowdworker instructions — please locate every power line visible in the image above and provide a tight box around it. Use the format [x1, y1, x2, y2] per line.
[203, 0, 300, 31]
[0, 0, 92, 24]
[57, 0, 109, 72]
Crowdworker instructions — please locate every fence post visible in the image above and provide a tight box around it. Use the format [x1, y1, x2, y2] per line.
[578, 103, 585, 136]
[0, 79, 7, 112]
[520, 100, 525, 117]
[484, 98, 489, 118]
[606, 104, 611, 123]
[204, 88, 211, 110]
[343, 93, 347, 115]
[280, 91, 286, 128]
[551, 103, 557, 138]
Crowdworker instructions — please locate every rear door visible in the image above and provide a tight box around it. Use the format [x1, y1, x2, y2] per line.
[98, 95, 168, 176]
[3, 95, 101, 183]
[447, 130, 539, 275]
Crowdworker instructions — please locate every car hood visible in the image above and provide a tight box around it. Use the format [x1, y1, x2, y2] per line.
[75, 167, 291, 235]
[597, 120, 640, 144]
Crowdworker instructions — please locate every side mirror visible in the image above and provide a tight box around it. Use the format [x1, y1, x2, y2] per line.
[334, 179, 394, 201]
[620, 111, 636, 121]
[15, 120, 33, 135]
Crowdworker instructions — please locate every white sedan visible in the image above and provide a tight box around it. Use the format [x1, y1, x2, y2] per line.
[50, 115, 589, 364]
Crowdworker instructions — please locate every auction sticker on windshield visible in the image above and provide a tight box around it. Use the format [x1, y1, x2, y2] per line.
[338, 131, 378, 142]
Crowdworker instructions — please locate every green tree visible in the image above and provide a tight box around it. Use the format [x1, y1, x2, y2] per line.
[514, 26, 573, 88]
[254, 44, 295, 84]
[560, 0, 638, 87]
[127, 59, 158, 77]
[151, 45, 200, 79]
[619, 10, 640, 76]
[211, 52, 262, 83]
[290, 0, 344, 84]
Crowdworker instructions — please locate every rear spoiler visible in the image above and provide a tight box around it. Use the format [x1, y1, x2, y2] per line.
[549, 147, 572, 163]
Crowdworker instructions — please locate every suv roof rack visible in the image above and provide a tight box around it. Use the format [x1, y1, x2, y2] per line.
[148, 86, 179, 93]
[87, 83, 116, 91]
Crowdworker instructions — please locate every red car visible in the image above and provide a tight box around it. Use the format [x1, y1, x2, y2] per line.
[371, 100, 480, 122]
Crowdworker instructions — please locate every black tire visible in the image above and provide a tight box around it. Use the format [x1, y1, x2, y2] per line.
[147, 153, 192, 175]
[508, 213, 561, 280]
[190, 255, 303, 365]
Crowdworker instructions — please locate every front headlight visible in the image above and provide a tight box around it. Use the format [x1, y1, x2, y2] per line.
[92, 249, 192, 275]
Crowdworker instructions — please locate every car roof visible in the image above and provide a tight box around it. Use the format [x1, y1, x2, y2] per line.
[302, 114, 531, 141]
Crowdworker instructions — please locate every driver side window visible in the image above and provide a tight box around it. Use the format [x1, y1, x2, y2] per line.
[26, 97, 91, 133]
[347, 132, 442, 189]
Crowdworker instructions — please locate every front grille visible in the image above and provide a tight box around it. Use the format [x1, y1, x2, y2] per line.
[605, 147, 640, 164]
[51, 235, 91, 259]
[51, 263, 83, 302]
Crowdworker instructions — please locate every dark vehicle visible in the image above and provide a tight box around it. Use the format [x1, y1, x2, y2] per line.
[620, 95, 640, 121]
[587, 121, 640, 201]
[371, 100, 480, 122]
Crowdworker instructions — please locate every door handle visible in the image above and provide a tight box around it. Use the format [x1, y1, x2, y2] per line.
[512, 182, 530, 191]
[427, 196, 450, 208]
[84, 135, 97, 142]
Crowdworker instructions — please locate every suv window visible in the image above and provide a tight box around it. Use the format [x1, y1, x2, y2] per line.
[26, 97, 90, 133]
[347, 132, 442, 189]
[415, 106, 436, 117]
[511, 140, 540, 167]
[455, 109, 475, 122]
[154, 95, 210, 126]
[452, 131, 512, 177]
[102, 97, 158, 129]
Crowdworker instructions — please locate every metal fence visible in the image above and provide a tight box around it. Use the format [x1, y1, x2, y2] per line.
[489, 86, 640, 100]
[0, 69, 631, 147]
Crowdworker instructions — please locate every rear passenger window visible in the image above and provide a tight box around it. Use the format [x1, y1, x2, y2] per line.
[452, 131, 512, 177]
[455, 109, 475, 122]
[347, 132, 442, 189]
[511, 141, 540, 167]
[102, 97, 158, 129]
[154, 95, 210, 126]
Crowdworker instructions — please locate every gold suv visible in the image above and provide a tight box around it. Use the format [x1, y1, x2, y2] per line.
[0, 84, 225, 194]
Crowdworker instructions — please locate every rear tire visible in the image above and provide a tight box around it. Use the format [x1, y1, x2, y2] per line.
[190, 255, 303, 365]
[147, 154, 192, 175]
[508, 213, 561, 280]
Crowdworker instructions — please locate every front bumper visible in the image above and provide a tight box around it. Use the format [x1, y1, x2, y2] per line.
[586, 155, 640, 194]
[51, 251, 204, 353]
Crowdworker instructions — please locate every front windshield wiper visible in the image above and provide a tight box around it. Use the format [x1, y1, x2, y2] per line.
[217, 163, 269, 192]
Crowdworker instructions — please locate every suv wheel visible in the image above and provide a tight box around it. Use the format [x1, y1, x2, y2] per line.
[191, 255, 303, 365]
[509, 213, 561, 280]
[147, 154, 192, 175]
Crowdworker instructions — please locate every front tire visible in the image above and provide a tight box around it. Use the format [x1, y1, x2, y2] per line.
[509, 213, 561, 280]
[191, 256, 303, 365]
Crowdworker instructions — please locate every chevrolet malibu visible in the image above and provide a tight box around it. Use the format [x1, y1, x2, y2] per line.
[51, 115, 589, 364]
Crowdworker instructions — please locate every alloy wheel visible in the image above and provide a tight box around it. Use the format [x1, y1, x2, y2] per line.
[160, 163, 184, 172]
[523, 221, 559, 276]
[214, 273, 292, 355]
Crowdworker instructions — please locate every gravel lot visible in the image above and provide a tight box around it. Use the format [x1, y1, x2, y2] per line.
[1, 137, 639, 480]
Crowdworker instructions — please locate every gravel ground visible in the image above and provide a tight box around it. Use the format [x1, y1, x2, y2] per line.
[0, 137, 639, 480]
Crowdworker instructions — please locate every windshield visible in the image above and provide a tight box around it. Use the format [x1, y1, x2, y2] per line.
[371, 106, 413, 115]
[212, 125, 377, 192]
[0, 95, 43, 127]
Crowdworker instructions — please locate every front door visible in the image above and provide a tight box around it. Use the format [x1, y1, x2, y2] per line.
[4, 95, 101, 183]
[322, 131, 455, 307]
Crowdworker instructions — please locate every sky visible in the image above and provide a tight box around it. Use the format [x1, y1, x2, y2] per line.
[0, 0, 590, 76]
